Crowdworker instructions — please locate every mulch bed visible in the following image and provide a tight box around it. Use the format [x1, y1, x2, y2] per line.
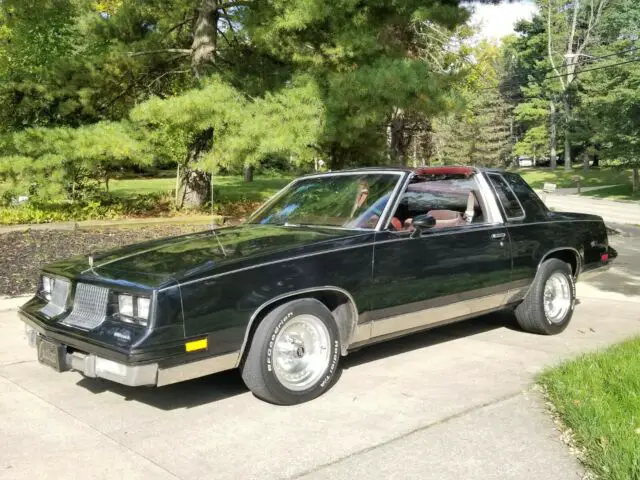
[0, 225, 208, 297]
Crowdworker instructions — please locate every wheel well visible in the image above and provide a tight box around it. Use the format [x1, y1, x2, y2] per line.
[238, 289, 358, 365]
[542, 249, 580, 278]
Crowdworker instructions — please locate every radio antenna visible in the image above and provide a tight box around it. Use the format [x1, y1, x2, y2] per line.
[210, 126, 215, 231]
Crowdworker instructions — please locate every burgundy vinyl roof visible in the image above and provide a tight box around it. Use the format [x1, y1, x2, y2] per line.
[413, 166, 475, 176]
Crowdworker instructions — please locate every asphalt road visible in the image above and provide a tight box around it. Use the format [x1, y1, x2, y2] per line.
[1, 234, 638, 480]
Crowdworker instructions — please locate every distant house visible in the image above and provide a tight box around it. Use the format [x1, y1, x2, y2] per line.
[514, 156, 534, 168]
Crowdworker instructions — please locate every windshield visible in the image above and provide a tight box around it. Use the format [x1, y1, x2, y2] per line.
[248, 173, 402, 229]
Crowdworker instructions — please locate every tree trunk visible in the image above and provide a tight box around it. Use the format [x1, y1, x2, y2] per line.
[171, 0, 221, 209]
[192, 0, 219, 76]
[174, 164, 181, 208]
[180, 127, 213, 209]
[583, 153, 589, 174]
[388, 108, 409, 166]
[549, 101, 557, 169]
[327, 143, 344, 171]
[563, 95, 572, 171]
[243, 164, 254, 182]
[633, 165, 639, 194]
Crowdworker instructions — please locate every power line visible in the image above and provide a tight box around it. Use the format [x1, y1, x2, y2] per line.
[471, 42, 637, 88]
[478, 55, 640, 92]
[541, 57, 640, 81]
[583, 44, 640, 62]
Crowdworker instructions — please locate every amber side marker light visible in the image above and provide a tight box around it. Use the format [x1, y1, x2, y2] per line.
[185, 338, 208, 352]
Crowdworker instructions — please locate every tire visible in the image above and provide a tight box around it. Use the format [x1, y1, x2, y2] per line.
[241, 298, 341, 405]
[515, 258, 576, 335]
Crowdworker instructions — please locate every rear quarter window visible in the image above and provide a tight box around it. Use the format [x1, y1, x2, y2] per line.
[487, 173, 525, 220]
[501, 173, 549, 220]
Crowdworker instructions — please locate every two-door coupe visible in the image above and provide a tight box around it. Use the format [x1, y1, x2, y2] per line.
[19, 166, 615, 405]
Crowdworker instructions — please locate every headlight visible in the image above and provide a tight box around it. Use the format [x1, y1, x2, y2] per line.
[40, 275, 54, 301]
[118, 294, 134, 317]
[38, 275, 71, 318]
[116, 294, 151, 326]
[137, 297, 150, 320]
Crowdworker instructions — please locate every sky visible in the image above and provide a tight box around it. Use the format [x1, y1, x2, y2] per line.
[468, 1, 539, 41]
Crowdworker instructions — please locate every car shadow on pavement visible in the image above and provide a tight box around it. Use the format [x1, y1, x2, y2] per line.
[584, 238, 640, 297]
[76, 368, 249, 410]
[73, 310, 520, 410]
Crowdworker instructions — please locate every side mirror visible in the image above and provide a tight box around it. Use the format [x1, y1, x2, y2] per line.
[412, 214, 436, 231]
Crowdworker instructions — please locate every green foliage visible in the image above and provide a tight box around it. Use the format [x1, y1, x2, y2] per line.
[575, 0, 640, 190]
[0, 121, 151, 201]
[433, 40, 513, 167]
[221, 76, 324, 169]
[0, 193, 169, 224]
[130, 75, 324, 172]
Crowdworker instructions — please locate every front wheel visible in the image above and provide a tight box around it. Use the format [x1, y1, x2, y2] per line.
[241, 298, 341, 405]
[515, 258, 576, 335]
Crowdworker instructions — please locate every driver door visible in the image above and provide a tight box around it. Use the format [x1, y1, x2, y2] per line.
[368, 175, 512, 338]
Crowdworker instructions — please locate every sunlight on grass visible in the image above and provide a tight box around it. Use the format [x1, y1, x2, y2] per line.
[581, 184, 640, 201]
[539, 338, 640, 480]
[110, 174, 293, 203]
[516, 167, 631, 189]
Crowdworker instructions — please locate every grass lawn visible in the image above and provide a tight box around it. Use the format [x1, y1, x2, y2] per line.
[516, 166, 631, 190]
[110, 173, 293, 203]
[581, 183, 640, 201]
[539, 337, 640, 480]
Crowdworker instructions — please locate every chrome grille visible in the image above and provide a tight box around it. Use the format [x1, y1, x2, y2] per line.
[61, 283, 109, 330]
[40, 279, 70, 318]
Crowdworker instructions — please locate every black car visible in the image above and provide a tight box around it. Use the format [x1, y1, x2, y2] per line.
[18, 166, 614, 405]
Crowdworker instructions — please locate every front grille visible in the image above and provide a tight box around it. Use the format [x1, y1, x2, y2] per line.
[40, 279, 70, 318]
[60, 283, 109, 330]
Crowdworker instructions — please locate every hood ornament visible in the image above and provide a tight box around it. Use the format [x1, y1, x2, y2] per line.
[88, 255, 94, 268]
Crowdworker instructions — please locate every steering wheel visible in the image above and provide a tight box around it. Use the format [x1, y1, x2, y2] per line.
[352, 204, 383, 228]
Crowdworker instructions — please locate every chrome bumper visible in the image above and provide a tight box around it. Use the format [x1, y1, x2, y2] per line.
[24, 324, 157, 386]
[23, 323, 238, 388]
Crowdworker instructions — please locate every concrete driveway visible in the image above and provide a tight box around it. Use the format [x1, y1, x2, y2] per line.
[1, 234, 639, 480]
[542, 192, 640, 226]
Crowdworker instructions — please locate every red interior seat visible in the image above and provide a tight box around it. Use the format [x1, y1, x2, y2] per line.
[427, 210, 466, 228]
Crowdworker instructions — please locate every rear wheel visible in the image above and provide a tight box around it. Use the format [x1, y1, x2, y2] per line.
[241, 298, 341, 405]
[515, 258, 576, 335]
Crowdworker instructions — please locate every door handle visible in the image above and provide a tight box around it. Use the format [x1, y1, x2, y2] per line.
[491, 233, 506, 239]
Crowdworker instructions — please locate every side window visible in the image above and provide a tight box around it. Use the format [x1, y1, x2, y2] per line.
[487, 174, 525, 220]
[389, 175, 486, 231]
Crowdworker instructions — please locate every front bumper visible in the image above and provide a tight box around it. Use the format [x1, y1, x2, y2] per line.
[24, 324, 158, 386]
[20, 312, 239, 388]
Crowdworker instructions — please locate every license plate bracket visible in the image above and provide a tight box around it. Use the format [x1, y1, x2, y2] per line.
[36, 336, 67, 372]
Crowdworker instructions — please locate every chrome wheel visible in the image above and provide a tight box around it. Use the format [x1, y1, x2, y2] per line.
[272, 314, 331, 391]
[543, 272, 571, 324]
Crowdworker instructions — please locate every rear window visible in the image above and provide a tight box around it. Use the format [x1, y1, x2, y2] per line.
[487, 173, 525, 220]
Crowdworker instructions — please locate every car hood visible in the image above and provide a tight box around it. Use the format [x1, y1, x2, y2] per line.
[43, 224, 371, 289]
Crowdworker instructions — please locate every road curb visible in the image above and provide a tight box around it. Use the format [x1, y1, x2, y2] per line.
[0, 295, 31, 312]
[0, 215, 228, 233]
